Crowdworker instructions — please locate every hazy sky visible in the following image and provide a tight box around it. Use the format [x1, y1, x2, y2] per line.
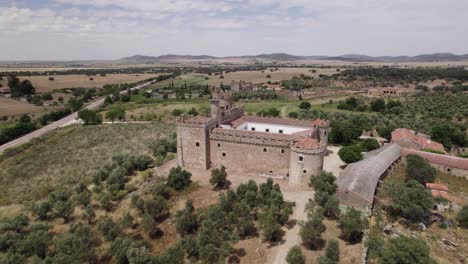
[1, 0, 467, 60]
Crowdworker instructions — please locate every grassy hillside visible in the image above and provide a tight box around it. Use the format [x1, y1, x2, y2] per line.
[0, 123, 175, 205]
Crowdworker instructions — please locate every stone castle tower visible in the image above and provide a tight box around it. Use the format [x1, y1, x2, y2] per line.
[176, 90, 329, 184]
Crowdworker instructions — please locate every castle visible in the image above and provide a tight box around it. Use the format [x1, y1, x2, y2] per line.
[176, 90, 329, 184]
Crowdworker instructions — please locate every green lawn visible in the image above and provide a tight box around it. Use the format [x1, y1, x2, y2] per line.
[0, 123, 175, 205]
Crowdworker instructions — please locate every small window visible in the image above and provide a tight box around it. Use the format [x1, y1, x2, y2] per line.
[281, 149, 285, 154]
[217, 143, 221, 148]
[303, 170, 307, 174]
[447, 168, 451, 172]
[286, 173, 289, 177]
[299, 156, 304, 161]
[196, 142, 200, 147]
[279, 130, 283, 134]
[269, 171, 273, 174]
[266, 129, 270, 132]
[251, 127, 256, 131]
[263, 148, 267, 152]
[222, 152, 226, 157]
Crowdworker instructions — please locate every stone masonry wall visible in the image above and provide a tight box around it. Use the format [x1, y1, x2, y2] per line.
[209, 139, 290, 177]
[209, 129, 292, 177]
[289, 146, 325, 184]
[177, 125, 209, 169]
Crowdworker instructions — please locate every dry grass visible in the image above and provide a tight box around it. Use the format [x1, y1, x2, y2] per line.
[376, 164, 468, 264]
[0, 96, 64, 118]
[0, 73, 159, 93]
[204, 67, 339, 85]
[0, 122, 174, 205]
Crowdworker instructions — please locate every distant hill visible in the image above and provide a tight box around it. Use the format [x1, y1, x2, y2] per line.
[120, 53, 468, 63]
[246, 53, 304, 61]
[325, 53, 468, 62]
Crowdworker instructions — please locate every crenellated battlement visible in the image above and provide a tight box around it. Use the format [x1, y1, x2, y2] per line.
[176, 89, 328, 184]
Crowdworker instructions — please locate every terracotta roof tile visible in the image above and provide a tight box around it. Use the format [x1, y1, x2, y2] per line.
[401, 148, 468, 170]
[430, 190, 450, 200]
[392, 128, 445, 153]
[294, 138, 320, 150]
[426, 183, 449, 192]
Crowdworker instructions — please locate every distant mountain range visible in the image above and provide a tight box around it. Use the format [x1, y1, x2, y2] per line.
[121, 52, 468, 63]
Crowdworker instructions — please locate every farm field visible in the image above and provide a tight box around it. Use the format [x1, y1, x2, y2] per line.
[0, 96, 64, 118]
[0, 122, 174, 205]
[147, 68, 340, 90]
[0, 73, 159, 93]
[205, 67, 340, 85]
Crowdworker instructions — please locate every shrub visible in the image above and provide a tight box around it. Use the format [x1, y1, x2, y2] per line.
[97, 217, 120, 241]
[286, 246, 305, 264]
[325, 239, 340, 263]
[329, 120, 362, 144]
[380, 236, 436, 264]
[310, 171, 337, 207]
[299, 101, 312, 110]
[259, 210, 282, 242]
[175, 199, 199, 236]
[144, 196, 169, 220]
[172, 109, 183, 116]
[151, 182, 172, 200]
[338, 145, 363, 163]
[456, 205, 468, 228]
[78, 109, 102, 125]
[187, 108, 198, 116]
[387, 180, 434, 222]
[323, 196, 341, 219]
[360, 138, 380, 152]
[288, 111, 299, 118]
[406, 154, 436, 184]
[300, 211, 325, 249]
[210, 166, 228, 189]
[338, 208, 368, 243]
[167, 166, 192, 191]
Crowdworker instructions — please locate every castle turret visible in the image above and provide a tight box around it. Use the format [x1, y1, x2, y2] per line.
[289, 138, 325, 184]
[211, 89, 233, 125]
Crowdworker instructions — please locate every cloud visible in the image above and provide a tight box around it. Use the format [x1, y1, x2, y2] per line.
[0, 0, 467, 60]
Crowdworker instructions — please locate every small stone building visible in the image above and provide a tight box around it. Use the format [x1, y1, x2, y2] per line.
[366, 87, 417, 97]
[176, 90, 329, 184]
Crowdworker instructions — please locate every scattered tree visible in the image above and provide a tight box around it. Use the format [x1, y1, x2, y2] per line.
[379, 236, 436, 264]
[406, 154, 436, 184]
[286, 246, 305, 264]
[299, 101, 312, 110]
[360, 138, 380, 152]
[300, 211, 325, 249]
[387, 180, 434, 222]
[210, 166, 228, 189]
[175, 199, 199, 236]
[338, 208, 368, 243]
[338, 145, 363, 163]
[167, 166, 192, 191]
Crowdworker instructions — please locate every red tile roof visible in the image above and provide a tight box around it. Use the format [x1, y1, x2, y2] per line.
[425, 183, 449, 192]
[392, 128, 445, 153]
[401, 148, 468, 170]
[430, 190, 450, 200]
[294, 138, 320, 150]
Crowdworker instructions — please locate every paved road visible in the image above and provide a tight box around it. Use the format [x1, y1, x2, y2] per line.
[0, 81, 155, 154]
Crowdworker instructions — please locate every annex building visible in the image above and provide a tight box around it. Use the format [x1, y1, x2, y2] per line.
[176, 90, 329, 184]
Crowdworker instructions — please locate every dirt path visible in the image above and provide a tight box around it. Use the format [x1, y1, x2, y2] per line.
[271, 189, 313, 264]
